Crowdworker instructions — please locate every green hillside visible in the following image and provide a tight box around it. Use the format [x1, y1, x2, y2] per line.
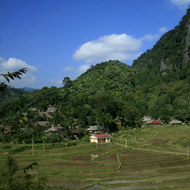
[69, 60, 136, 96]
[133, 8, 190, 79]
[132, 8, 190, 122]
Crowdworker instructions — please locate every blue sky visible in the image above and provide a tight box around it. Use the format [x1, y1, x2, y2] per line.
[0, 0, 190, 88]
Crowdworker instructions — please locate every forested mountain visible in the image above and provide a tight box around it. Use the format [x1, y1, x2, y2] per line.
[57, 60, 143, 131]
[1, 9, 190, 143]
[68, 61, 136, 96]
[133, 9, 190, 76]
[132, 8, 190, 122]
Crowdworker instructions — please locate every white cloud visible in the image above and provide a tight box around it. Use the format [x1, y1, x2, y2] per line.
[141, 34, 158, 41]
[63, 66, 73, 72]
[73, 32, 163, 64]
[0, 57, 37, 88]
[73, 34, 142, 63]
[159, 26, 169, 33]
[56, 79, 63, 85]
[168, 0, 190, 9]
[48, 78, 63, 87]
[0, 57, 37, 72]
[78, 64, 90, 74]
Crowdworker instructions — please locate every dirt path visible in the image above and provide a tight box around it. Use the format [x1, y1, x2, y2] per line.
[115, 142, 187, 157]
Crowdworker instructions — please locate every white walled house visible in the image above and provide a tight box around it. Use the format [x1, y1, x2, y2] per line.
[90, 134, 111, 144]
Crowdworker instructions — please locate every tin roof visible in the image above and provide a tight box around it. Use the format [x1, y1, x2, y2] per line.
[151, 121, 161, 124]
[94, 134, 110, 138]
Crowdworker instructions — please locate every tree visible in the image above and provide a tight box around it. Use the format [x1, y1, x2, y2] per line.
[0, 68, 27, 92]
[62, 77, 72, 88]
[0, 156, 47, 190]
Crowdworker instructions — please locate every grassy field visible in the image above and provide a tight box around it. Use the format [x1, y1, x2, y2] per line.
[1, 125, 190, 190]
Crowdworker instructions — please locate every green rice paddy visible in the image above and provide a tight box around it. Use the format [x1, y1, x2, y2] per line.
[1, 125, 190, 190]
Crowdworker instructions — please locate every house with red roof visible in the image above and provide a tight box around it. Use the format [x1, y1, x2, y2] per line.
[151, 120, 162, 125]
[90, 133, 111, 144]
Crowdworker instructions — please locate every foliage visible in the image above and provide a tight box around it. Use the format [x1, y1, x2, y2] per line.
[132, 8, 190, 122]
[0, 68, 27, 92]
[0, 156, 47, 190]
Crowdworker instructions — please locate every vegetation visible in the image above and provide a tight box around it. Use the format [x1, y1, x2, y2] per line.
[0, 156, 47, 190]
[0, 68, 27, 92]
[132, 8, 190, 123]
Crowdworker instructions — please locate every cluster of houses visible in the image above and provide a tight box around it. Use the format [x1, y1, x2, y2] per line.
[0, 105, 184, 144]
[142, 116, 182, 125]
[28, 106, 112, 143]
[28, 105, 57, 119]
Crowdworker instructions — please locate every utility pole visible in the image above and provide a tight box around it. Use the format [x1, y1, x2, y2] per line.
[32, 137, 34, 156]
[188, 146, 190, 165]
[43, 140, 45, 151]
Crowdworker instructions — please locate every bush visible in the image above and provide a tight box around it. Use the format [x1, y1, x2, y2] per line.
[81, 135, 89, 143]
[9, 145, 30, 154]
[0, 156, 48, 190]
[67, 141, 77, 147]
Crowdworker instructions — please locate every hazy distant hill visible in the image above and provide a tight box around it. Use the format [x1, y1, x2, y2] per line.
[0, 87, 27, 103]
[19, 87, 37, 92]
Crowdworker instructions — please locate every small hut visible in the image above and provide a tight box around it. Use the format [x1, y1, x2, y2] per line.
[86, 125, 99, 134]
[169, 119, 182, 125]
[142, 116, 153, 124]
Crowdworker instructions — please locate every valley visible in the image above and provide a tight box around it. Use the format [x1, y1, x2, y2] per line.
[1, 125, 190, 190]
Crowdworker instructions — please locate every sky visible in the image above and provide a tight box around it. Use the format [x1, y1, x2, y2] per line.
[0, 0, 190, 89]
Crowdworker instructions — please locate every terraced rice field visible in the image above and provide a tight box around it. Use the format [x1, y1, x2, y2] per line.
[1, 125, 190, 189]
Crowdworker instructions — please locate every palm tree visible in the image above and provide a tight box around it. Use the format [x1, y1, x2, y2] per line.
[0, 68, 27, 92]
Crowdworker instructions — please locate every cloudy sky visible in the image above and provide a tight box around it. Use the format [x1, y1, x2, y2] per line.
[0, 0, 190, 88]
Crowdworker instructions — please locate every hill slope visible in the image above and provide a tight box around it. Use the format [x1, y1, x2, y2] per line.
[133, 8, 190, 80]
[67, 60, 136, 96]
[131, 8, 190, 122]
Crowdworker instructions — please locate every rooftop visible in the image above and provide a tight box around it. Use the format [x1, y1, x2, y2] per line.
[94, 134, 110, 138]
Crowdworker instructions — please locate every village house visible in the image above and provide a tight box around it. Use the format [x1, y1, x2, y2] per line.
[0, 125, 11, 135]
[46, 105, 57, 113]
[29, 107, 38, 112]
[169, 119, 182, 125]
[37, 121, 49, 127]
[142, 116, 153, 124]
[150, 120, 162, 125]
[86, 125, 99, 134]
[90, 133, 111, 144]
[45, 105, 57, 118]
[45, 125, 62, 134]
